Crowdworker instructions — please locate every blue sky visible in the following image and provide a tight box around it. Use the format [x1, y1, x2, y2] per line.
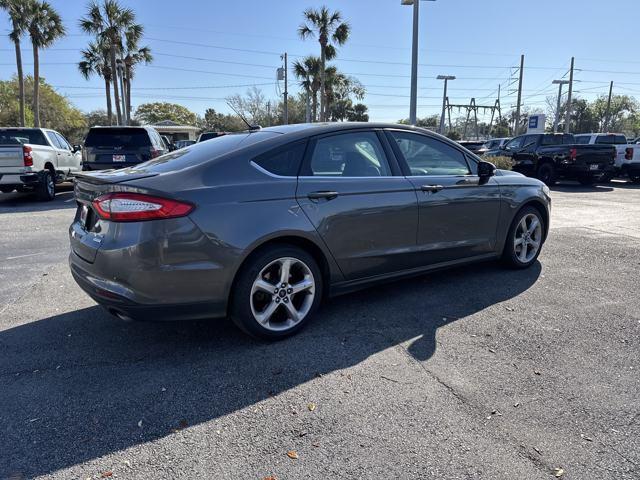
[1, 0, 638, 122]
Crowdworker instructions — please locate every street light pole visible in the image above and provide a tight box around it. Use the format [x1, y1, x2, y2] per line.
[552, 80, 569, 133]
[401, 0, 436, 125]
[437, 75, 455, 134]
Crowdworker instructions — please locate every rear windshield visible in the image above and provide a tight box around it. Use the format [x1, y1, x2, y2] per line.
[541, 134, 575, 145]
[84, 128, 151, 148]
[126, 131, 281, 174]
[595, 135, 627, 145]
[199, 132, 223, 142]
[0, 129, 48, 146]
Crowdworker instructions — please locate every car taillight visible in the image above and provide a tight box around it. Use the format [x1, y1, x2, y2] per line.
[150, 147, 161, 158]
[569, 148, 577, 160]
[625, 147, 633, 160]
[23, 145, 33, 166]
[92, 193, 194, 222]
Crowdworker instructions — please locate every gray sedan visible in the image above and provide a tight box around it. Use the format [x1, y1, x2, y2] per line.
[69, 123, 551, 339]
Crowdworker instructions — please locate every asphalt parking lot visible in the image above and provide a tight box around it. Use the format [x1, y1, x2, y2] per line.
[1, 181, 639, 480]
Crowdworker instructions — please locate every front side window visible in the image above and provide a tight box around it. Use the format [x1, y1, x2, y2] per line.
[55, 132, 71, 150]
[306, 131, 391, 177]
[253, 141, 306, 177]
[504, 136, 524, 151]
[389, 131, 470, 176]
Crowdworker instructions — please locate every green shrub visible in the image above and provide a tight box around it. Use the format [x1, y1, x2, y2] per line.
[489, 156, 514, 171]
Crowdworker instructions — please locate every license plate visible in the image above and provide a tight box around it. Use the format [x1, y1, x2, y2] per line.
[80, 205, 89, 228]
[113, 154, 126, 162]
[589, 164, 599, 171]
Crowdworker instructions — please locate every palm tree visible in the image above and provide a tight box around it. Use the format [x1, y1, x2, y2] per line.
[1, 0, 33, 126]
[79, 40, 113, 124]
[298, 6, 350, 122]
[79, 0, 135, 126]
[121, 23, 151, 125]
[26, 0, 65, 127]
[293, 56, 322, 122]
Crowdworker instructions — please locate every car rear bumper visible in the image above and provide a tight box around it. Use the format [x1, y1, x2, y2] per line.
[623, 163, 640, 175]
[557, 163, 615, 178]
[0, 172, 40, 186]
[69, 252, 227, 320]
[68, 214, 234, 321]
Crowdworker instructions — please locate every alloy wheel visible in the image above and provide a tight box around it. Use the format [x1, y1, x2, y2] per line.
[513, 213, 542, 263]
[250, 257, 316, 332]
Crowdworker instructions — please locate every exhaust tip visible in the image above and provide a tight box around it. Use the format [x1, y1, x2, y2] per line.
[108, 308, 133, 322]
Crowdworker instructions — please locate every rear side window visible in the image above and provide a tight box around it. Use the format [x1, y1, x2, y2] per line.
[0, 129, 48, 146]
[253, 141, 306, 177]
[541, 135, 562, 146]
[84, 128, 152, 148]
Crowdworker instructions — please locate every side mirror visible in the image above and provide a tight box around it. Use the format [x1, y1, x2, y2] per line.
[478, 161, 496, 184]
[73, 145, 82, 153]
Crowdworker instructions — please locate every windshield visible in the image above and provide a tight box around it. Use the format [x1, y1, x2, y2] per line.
[0, 129, 48, 146]
[85, 128, 151, 148]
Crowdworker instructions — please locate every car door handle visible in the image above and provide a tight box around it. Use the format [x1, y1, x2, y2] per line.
[420, 184, 444, 193]
[308, 191, 339, 200]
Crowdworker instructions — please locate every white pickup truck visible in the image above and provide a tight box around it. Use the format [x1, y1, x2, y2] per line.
[574, 133, 640, 183]
[0, 127, 82, 200]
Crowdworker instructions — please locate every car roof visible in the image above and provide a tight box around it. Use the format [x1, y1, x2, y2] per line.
[258, 122, 440, 136]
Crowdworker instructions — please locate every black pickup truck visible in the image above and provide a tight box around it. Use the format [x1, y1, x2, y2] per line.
[484, 133, 616, 185]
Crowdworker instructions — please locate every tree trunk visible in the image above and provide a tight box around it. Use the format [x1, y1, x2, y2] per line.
[32, 42, 40, 127]
[311, 89, 318, 122]
[104, 75, 113, 125]
[125, 65, 132, 126]
[14, 39, 25, 127]
[110, 41, 122, 125]
[319, 39, 326, 122]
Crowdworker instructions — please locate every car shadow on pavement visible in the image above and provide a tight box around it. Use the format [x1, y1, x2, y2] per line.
[0, 184, 75, 213]
[0, 260, 541, 478]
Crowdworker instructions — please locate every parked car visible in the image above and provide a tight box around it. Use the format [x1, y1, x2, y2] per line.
[197, 131, 226, 143]
[174, 140, 196, 149]
[160, 135, 176, 152]
[477, 137, 510, 156]
[485, 133, 616, 185]
[69, 123, 550, 339]
[574, 133, 640, 183]
[0, 127, 81, 200]
[457, 140, 485, 154]
[81, 126, 168, 172]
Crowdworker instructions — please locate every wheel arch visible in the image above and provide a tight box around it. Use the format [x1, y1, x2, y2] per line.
[228, 233, 336, 307]
[517, 199, 550, 241]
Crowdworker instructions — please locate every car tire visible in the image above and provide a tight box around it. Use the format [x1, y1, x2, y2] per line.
[502, 206, 545, 269]
[598, 173, 613, 183]
[36, 170, 55, 201]
[230, 245, 323, 340]
[630, 174, 640, 184]
[0, 186, 14, 194]
[536, 163, 556, 186]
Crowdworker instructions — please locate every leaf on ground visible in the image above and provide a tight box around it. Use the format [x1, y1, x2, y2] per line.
[286, 450, 299, 460]
[101, 472, 113, 478]
[263, 476, 278, 480]
[553, 467, 564, 477]
[534, 370, 541, 375]
[308, 402, 316, 412]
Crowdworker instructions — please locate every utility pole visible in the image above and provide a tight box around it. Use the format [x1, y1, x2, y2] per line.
[564, 57, 575, 134]
[552, 79, 569, 133]
[283, 53, 289, 125]
[514, 54, 524, 136]
[437, 75, 455, 134]
[267, 101, 271, 126]
[408, 0, 419, 125]
[603, 80, 613, 132]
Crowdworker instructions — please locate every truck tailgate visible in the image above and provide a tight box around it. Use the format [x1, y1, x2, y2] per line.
[0, 146, 24, 169]
[575, 145, 616, 165]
